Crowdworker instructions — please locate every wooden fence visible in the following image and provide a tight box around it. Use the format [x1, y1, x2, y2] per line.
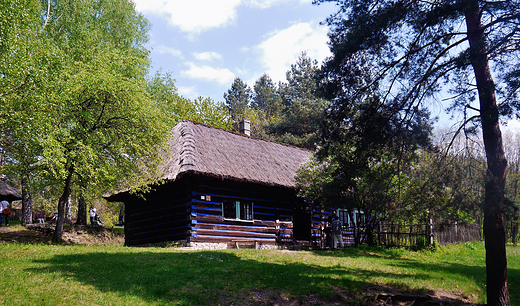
[376, 222, 431, 248]
[432, 220, 481, 245]
[335, 219, 481, 248]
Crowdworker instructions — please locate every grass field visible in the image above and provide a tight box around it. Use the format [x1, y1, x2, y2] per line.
[0, 225, 519, 305]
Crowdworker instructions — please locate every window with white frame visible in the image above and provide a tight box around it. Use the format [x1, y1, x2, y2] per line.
[223, 200, 253, 221]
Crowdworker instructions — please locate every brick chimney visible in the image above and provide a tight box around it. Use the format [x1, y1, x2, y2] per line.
[239, 119, 251, 136]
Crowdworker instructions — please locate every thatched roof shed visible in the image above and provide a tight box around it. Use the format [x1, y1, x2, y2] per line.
[0, 182, 22, 202]
[159, 120, 312, 189]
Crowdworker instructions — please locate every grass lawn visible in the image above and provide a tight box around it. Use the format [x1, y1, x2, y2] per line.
[0, 225, 518, 305]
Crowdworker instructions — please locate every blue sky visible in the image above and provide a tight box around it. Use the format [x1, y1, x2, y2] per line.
[132, 0, 519, 131]
[132, 0, 337, 102]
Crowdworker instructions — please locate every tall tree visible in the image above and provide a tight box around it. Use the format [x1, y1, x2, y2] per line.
[48, 0, 172, 242]
[252, 73, 283, 118]
[273, 52, 329, 149]
[316, 0, 518, 304]
[2, 0, 173, 241]
[20, 174, 33, 225]
[224, 77, 252, 131]
[0, 0, 60, 225]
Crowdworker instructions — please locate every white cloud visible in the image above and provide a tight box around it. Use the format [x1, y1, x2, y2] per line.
[178, 85, 198, 98]
[154, 45, 183, 58]
[132, 0, 167, 13]
[133, 0, 242, 35]
[181, 62, 235, 85]
[257, 22, 331, 82]
[193, 51, 223, 61]
[248, 0, 292, 9]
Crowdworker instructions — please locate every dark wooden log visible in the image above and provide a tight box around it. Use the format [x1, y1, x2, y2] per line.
[193, 229, 277, 239]
[195, 222, 279, 234]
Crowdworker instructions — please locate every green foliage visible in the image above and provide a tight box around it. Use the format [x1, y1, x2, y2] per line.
[296, 155, 340, 207]
[0, 0, 177, 240]
[251, 73, 283, 118]
[298, 94, 432, 245]
[271, 52, 329, 149]
[249, 74, 284, 138]
[222, 53, 329, 148]
[147, 71, 232, 129]
[224, 76, 252, 131]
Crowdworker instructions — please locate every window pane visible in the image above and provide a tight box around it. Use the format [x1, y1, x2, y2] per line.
[338, 210, 349, 225]
[240, 202, 253, 220]
[223, 201, 236, 219]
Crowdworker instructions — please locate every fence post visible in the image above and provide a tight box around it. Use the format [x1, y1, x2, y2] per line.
[409, 225, 412, 247]
[455, 221, 460, 242]
[429, 218, 434, 246]
[378, 221, 381, 246]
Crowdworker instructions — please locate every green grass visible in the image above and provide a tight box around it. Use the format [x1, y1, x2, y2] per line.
[0, 237, 519, 305]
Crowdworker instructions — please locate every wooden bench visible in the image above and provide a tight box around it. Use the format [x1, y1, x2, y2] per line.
[231, 239, 263, 249]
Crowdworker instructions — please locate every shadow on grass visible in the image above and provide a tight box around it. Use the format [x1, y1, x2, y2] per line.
[313, 245, 520, 305]
[24, 247, 506, 305]
[29, 251, 362, 305]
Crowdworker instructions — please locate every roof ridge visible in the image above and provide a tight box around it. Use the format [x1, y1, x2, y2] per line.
[178, 122, 197, 172]
[182, 119, 313, 153]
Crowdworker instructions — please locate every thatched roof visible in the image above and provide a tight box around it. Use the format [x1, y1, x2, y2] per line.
[159, 120, 312, 189]
[0, 182, 22, 202]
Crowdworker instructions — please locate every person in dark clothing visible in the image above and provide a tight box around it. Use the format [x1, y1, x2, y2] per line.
[0, 200, 10, 227]
[331, 216, 344, 249]
[94, 214, 104, 225]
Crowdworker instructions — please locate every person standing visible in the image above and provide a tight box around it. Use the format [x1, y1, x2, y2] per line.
[89, 207, 97, 225]
[325, 211, 338, 250]
[0, 200, 10, 227]
[331, 215, 344, 249]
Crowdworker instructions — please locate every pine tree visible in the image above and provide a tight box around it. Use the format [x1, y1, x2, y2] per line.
[316, 1, 520, 304]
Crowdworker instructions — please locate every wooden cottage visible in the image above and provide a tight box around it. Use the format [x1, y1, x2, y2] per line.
[106, 120, 321, 247]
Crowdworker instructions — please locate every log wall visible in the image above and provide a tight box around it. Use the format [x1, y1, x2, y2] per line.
[188, 178, 298, 247]
[123, 175, 304, 247]
[124, 181, 191, 246]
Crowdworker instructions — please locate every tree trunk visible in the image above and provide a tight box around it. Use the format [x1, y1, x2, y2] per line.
[53, 165, 74, 242]
[21, 174, 33, 226]
[512, 220, 517, 246]
[65, 194, 72, 224]
[76, 191, 88, 226]
[464, 1, 510, 305]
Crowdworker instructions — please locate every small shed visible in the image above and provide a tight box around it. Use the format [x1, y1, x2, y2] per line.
[106, 120, 321, 247]
[0, 182, 22, 202]
[0, 182, 22, 220]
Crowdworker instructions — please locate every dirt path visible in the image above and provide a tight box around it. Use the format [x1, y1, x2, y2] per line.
[0, 224, 124, 245]
[0, 224, 53, 244]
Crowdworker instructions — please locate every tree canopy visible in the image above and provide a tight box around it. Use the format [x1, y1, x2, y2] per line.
[224, 77, 252, 131]
[315, 0, 520, 304]
[1, 0, 174, 241]
[148, 71, 232, 130]
[224, 53, 328, 149]
[273, 53, 329, 149]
